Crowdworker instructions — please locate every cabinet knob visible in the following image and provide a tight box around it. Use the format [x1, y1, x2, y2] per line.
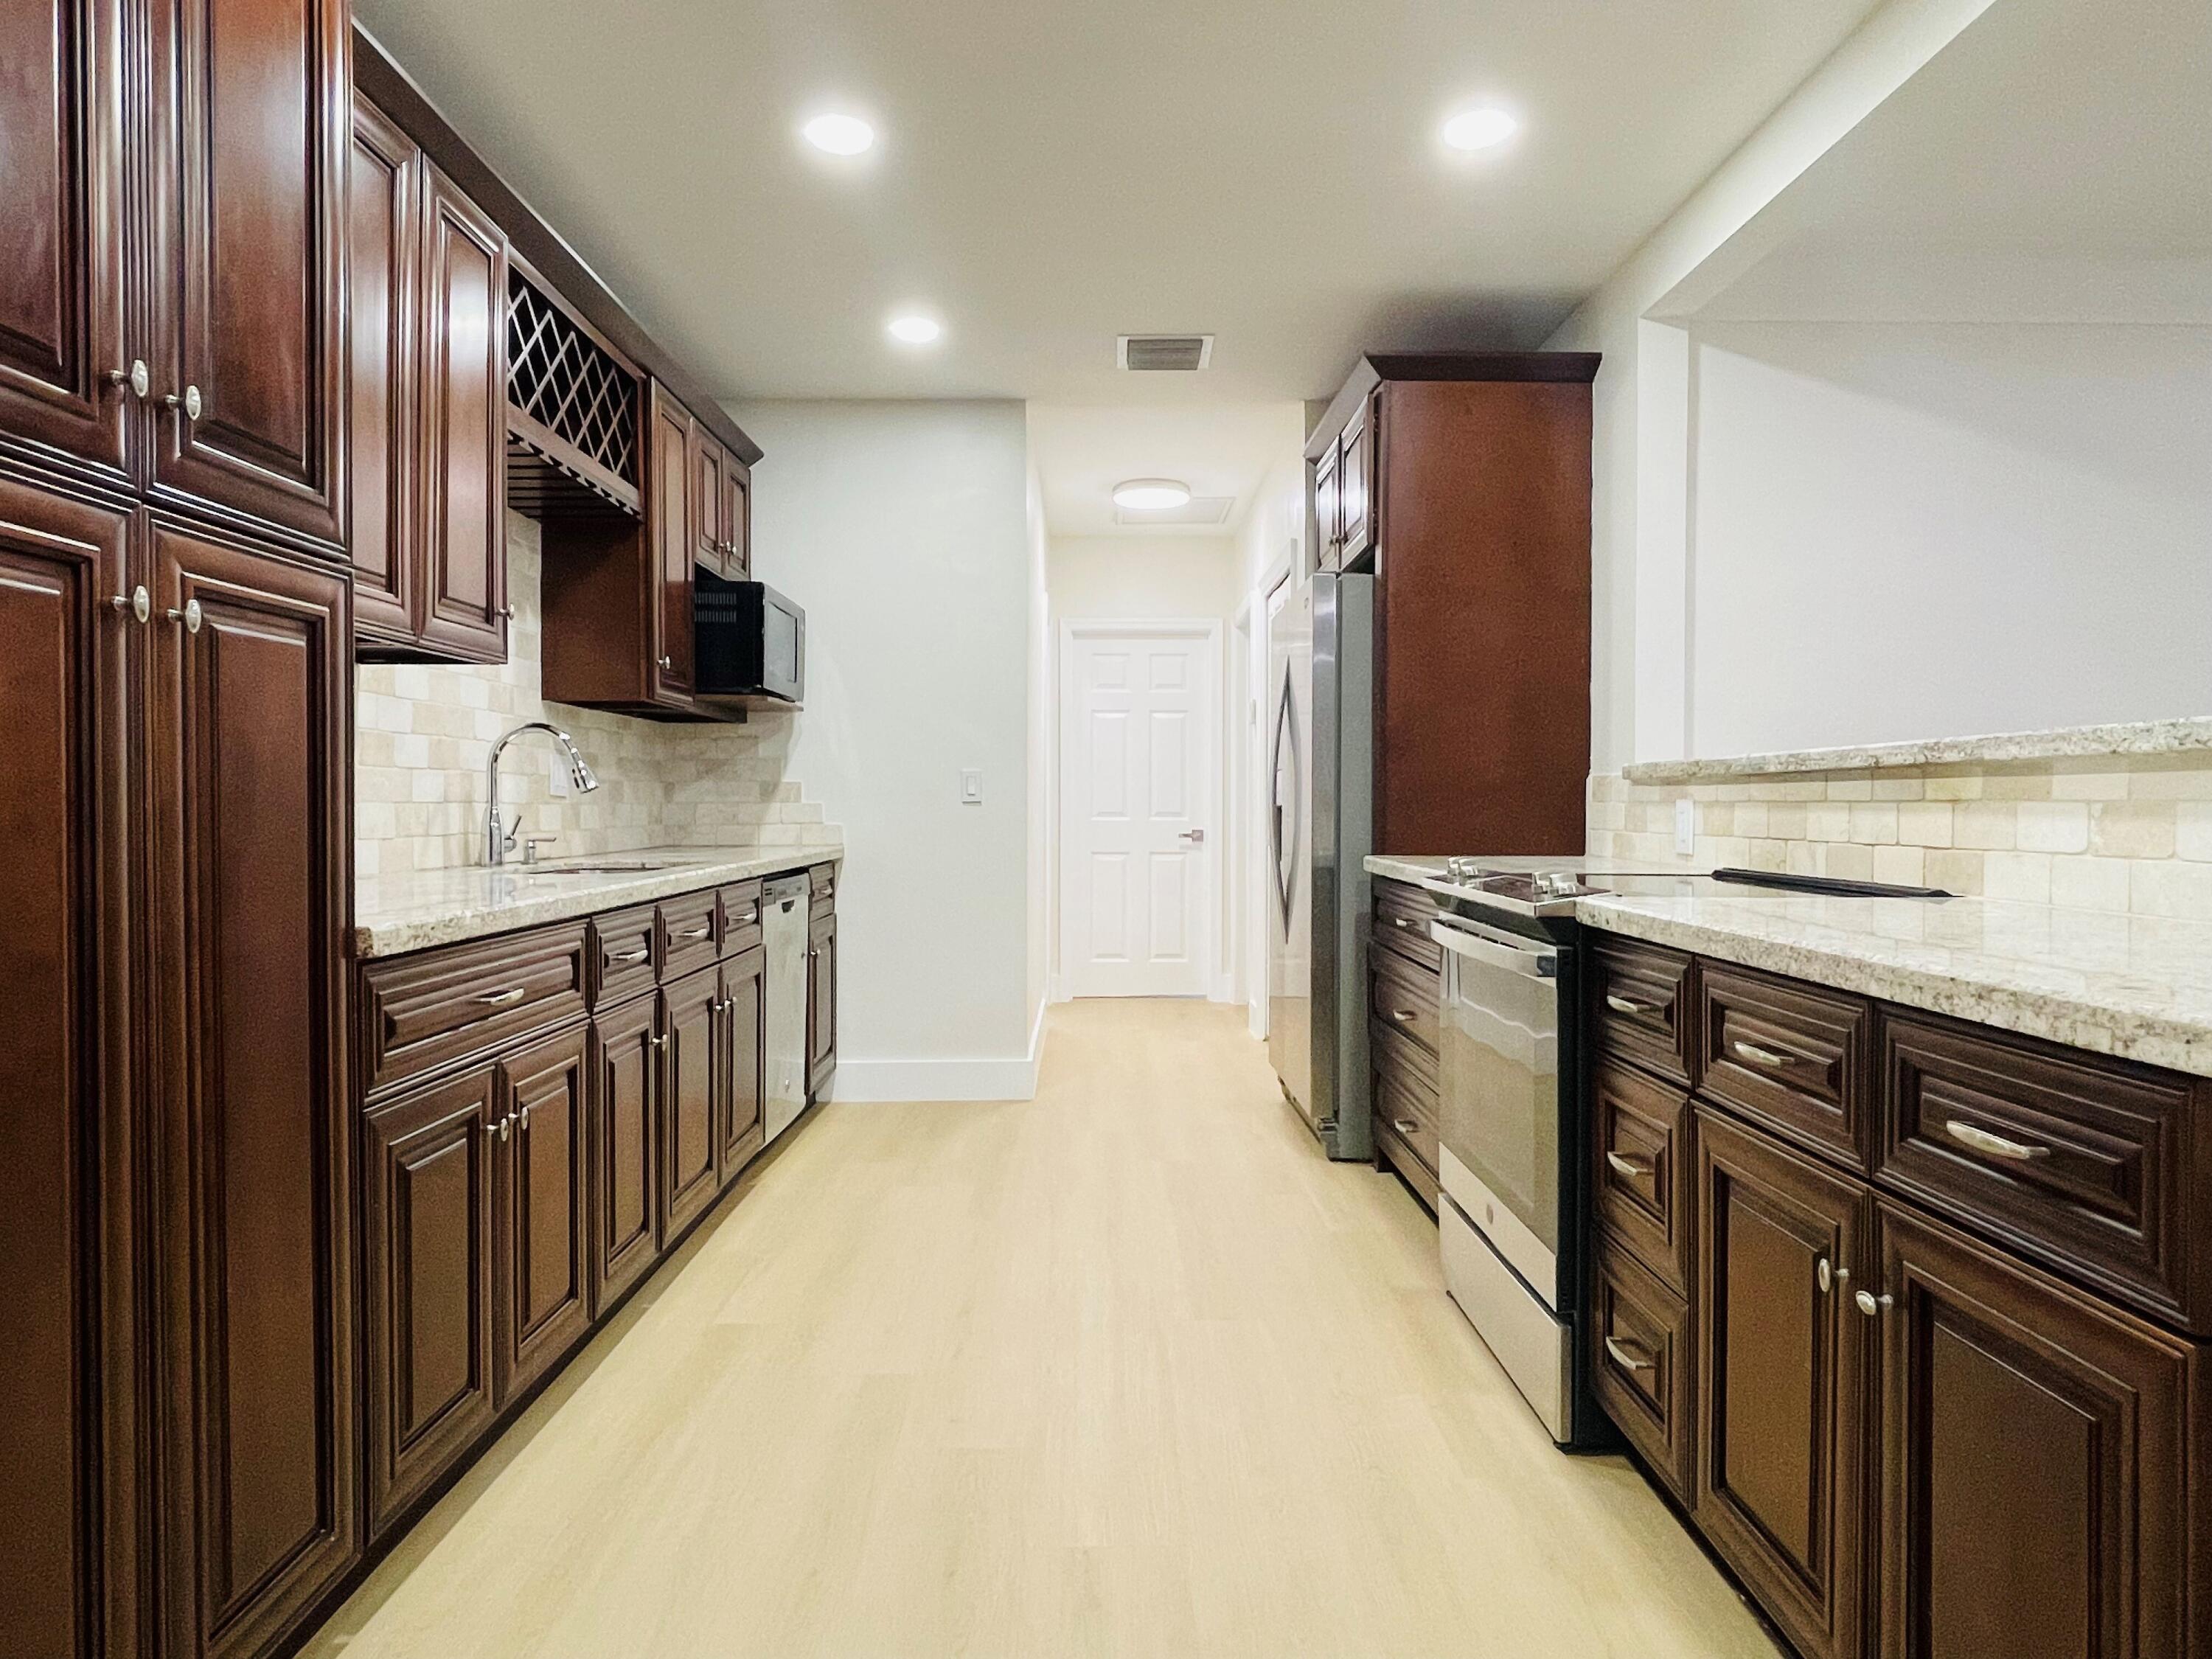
[497, 1115, 512, 1142]
[499, 605, 516, 621]
[163, 384, 203, 420]
[1854, 1289, 1893, 1318]
[110, 585, 151, 623]
[658, 655, 675, 672]
[1817, 1258, 1851, 1295]
[105, 360, 151, 399]
[519, 1106, 531, 1130]
[165, 599, 202, 634]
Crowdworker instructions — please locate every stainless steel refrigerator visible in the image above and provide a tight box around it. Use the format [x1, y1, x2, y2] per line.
[1266, 569, 1374, 1159]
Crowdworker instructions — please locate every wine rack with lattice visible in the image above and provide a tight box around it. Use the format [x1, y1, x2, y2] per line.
[505, 269, 641, 518]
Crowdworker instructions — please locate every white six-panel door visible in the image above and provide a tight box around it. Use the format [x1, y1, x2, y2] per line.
[1060, 622, 1221, 998]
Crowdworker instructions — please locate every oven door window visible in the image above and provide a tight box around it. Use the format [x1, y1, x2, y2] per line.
[1437, 930, 1562, 1291]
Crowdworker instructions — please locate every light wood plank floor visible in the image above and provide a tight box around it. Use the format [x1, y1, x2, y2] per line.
[305, 999, 1775, 1658]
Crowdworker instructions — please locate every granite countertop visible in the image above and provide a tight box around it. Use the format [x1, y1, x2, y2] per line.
[1618, 714, 2212, 785]
[1366, 854, 2212, 1079]
[355, 844, 843, 959]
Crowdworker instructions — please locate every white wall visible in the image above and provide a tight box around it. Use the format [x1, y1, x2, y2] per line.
[1023, 462, 1052, 1052]
[1543, 0, 2000, 768]
[733, 400, 1041, 1100]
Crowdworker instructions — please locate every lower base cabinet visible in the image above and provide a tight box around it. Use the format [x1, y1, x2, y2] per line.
[662, 966, 722, 1236]
[1874, 1201, 2202, 1659]
[807, 908, 837, 1099]
[497, 1026, 593, 1402]
[719, 945, 768, 1173]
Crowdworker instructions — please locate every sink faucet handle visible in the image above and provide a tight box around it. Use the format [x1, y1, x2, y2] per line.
[521, 835, 558, 865]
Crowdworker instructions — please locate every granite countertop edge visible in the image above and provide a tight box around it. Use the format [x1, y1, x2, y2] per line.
[1618, 714, 2212, 785]
[354, 845, 844, 959]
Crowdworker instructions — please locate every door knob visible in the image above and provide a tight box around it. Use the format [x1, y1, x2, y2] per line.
[1179, 828, 1206, 844]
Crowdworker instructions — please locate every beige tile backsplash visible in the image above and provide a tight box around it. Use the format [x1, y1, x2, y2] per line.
[1590, 751, 2212, 919]
[356, 513, 840, 876]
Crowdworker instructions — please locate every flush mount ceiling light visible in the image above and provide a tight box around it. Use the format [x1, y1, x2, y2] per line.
[1441, 105, 1519, 152]
[1112, 478, 1193, 511]
[801, 113, 875, 156]
[886, 313, 943, 345]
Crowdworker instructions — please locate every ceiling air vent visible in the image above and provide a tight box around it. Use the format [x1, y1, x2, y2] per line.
[1117, 334, 1214, 372]
[1115, 494, 1236, 528]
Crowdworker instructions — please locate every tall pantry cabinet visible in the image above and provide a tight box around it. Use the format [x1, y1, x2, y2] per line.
[0, 3, 358, 1659]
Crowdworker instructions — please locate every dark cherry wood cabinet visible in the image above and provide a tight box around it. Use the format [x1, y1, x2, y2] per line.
[720, 945, 768, 1179]
[650, 383, 697, 701]
[661, 965, 722, 1237]
[495, 1025, 593, 1403]
[348, 95, 508, 664]
[1872, 1200, 2203, 1659]
[722, 451, 751, 579]
[1367, 877, 1444, 1206]
[145, 0, 349, 551]
[0, 476, 139, 1659]
[1310, 355, 1599, 855]
[146, 522, 356, 1659]
[0, 0, 132, 481]
[1693, 1107, 1869, 1659]
[808, 908, 838, 1099]
[590, 991, 662, 1310]
[362, 1067, 498, 1538]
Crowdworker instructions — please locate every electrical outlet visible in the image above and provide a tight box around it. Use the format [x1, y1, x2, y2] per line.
[960, 769, 984, 804]
[1674, 797, 1696, 856]
[549, 753, 569, 799]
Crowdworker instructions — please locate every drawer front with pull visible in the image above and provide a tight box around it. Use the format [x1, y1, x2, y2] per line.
[589, 905, 660, 1007]
[1370, 944, 1441, 1060]
[718, 879, 765, 956]
[1372, 877, 1444, 973]
[1593, 1060, 1693, 1293]
[808, 861, 837, 914]
[1877, 1012, 2208, 1332]
[1592, 1233, 1695, 1501]
[1372, 1058, 1440, 1207]
[1697, 963, 1874, 1172]
[361, 924, 590, 1098]
[1590, 937, 1693, 1086]
[658, 891, 720, 981]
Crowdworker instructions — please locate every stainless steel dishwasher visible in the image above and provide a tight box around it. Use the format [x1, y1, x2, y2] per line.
[762, 874, 810, 1143]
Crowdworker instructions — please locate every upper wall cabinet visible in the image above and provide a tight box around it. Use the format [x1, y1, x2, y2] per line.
[0, 0, 349, 557]
[349, 94, 509, 664]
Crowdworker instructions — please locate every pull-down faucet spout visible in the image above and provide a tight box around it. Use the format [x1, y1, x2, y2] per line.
[484, 722, 599, 866]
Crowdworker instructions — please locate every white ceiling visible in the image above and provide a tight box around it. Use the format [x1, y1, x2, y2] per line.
[1029, 404, 1304, 538]
[356, 0, 1885, 405]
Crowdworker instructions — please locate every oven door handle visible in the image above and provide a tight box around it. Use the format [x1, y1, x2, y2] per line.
[1430, 919, 1557, 980]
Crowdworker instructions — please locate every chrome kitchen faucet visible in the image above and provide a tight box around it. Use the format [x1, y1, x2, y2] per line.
[484, 721, 600, 866]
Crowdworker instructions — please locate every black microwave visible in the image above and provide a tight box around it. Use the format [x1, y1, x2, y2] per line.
[695, 574, 804, 706]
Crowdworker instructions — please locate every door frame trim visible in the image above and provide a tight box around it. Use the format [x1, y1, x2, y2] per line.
[1055, 618, 1225, 1001]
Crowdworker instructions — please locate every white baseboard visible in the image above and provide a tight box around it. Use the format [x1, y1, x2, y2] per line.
[832, 998, 1050, 1104]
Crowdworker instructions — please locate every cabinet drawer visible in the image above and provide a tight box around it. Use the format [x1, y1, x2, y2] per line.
[588, 905, 658, 1006]
[361, 924, 589, 1096]
[808, 861, 837, 912]
[1373, 1062, 1440, 1208]
[1878, 1012, 2211, 1332]
[1373, 877, 1443, 973]
[1697, 964, 1873, 1171]
[717, 880, 764, 956]
[658, 890, 719, 980]
[1593, 1061, 1692, 1294]
[1370, 945, 1441, 1060]
[1590, 937, 1692, 1086]
[1591, 1235, 1695, 1502]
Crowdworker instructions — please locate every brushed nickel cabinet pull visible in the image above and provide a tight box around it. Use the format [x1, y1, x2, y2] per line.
[1392, 1119, 1420, 1136]
[1604, 1150, 1650, 1179]
[1944, 1119, 2051, 1162]
[1818, 1258, 1851, 1294]
[1389, 914, 1416, 930]
[675, 925, 712, 941]
[519, 1106, 530, 1130]
[1855, 1289, 1893, 1317]
[1604, 1338, 1655, 1373]
[1604, 993, 1648, 1016]
[165, 599, 202, 633]
[650, 1034, 669, 1050]
[105, 360, 150, 399]
[1731, 1038, 1791, 1070]
[608, 947, 650, 964]
[111, 586, 150, 622]
[1388, 1008, 1418, 1026]
[162, 384, 202, 420]
[477, 987, 527, 1008]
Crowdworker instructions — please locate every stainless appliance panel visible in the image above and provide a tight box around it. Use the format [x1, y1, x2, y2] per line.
[762, 875, 810, 1142]
[1439, 1182, 1573, 1441]
[1265, 577, 1312, 1113]
[1310, 571, 1374, 1158]
[1433, 917, 1563, 1303]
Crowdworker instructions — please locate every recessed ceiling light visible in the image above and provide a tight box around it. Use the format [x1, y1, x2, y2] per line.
[802, 113, 875, 156]
[1112, 479, 1192, 511]
[1441, 106, 1519, 152]
[886, 313, 943, 346]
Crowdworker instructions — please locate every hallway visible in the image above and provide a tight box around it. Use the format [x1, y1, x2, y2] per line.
[305, 1001, 1774, 1658]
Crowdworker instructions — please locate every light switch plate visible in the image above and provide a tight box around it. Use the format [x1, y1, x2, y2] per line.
[960, 769, 984, 804]
[550, 754, 569, 798]
[1674, 797, 1695, 856]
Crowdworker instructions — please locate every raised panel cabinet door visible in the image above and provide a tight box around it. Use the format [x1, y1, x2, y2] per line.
[346, 95, 420, 647]
[807, 911, 837, 1096]
[1336, 394, 1375, 564]
[1694, 1107, 1871, 1659]
[0, 0, 132, 476]
[495, 1025, 591, 1405]
[662, 966, 721, 1238]
[719, 944, 766, 1182]
[414, 161, 509, 662]
[0, 479, 137, 1659]
[647, 383, 695, 702]
[689, 423, 726, 576]
[589, 993, 661, 1312]
[1872, 1200, 2202, 1659]
[362, 1068, 497, 1539]
[145, 521, 356, 1659]
[723, 459, 751, 578]
[146, 0, 349, 548]
[1310, 442, 1340, 571]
